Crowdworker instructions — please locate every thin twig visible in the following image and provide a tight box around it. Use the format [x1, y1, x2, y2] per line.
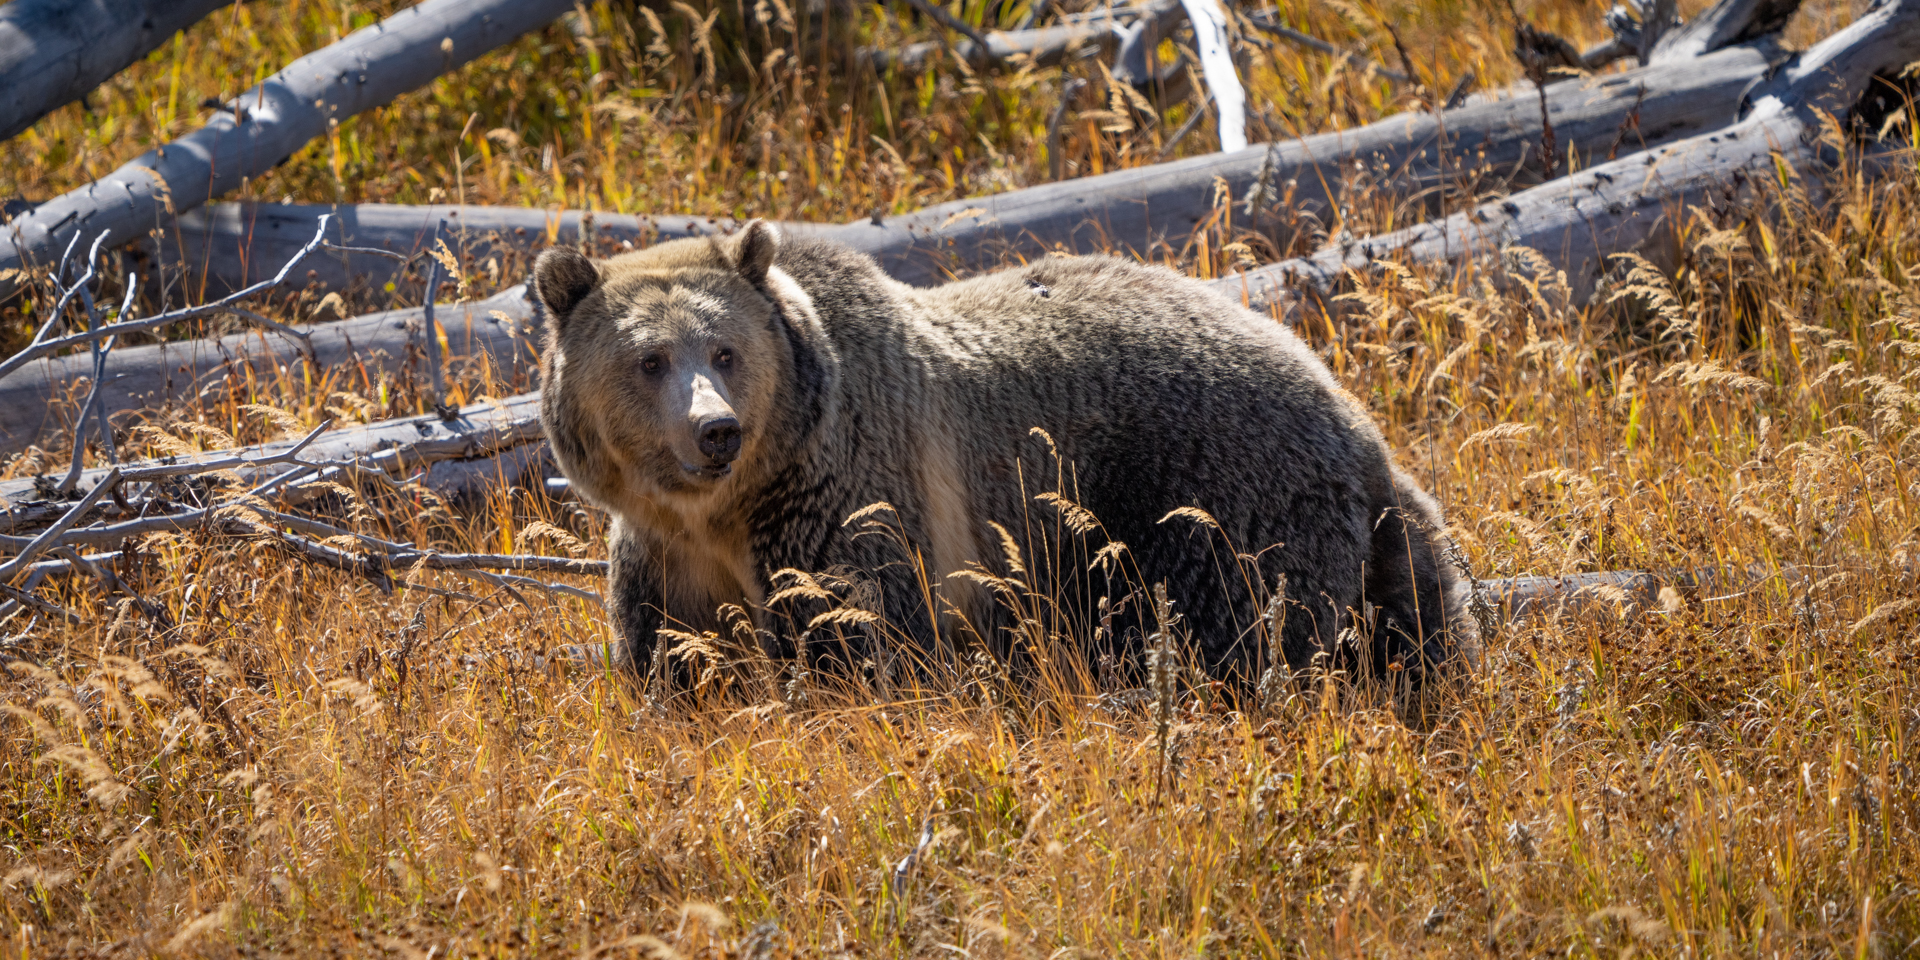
[906, 0, 993, 54]
[15, 231, 110, 368]
[1048, 77, 1090, 180]
[0, 467, 121, 583]
[1242, 9, 1412, 84]
[421, 218, 453, 418]
[0, 216, 333, 381]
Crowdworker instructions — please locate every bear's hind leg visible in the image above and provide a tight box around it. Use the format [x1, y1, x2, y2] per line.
[1363, 469, 1467, 681]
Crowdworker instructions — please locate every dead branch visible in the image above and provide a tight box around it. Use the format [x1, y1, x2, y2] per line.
[0, 404, 597, 618]
[1241, 9, 1410, 84]
[863, 3, 1152, 74]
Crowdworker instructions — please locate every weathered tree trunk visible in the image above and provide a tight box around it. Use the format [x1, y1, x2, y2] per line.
[0, 37, 1788, 456]
[862, 8, 1134, 73]
[172, 37, 1784, 297]
[0, 0, 579, 285]
[1646, 0, 1800, 63]
[858, 41, 1781, 285]
[0, 0, 237, 143]
[1210, 0, 1920, 311]
[0, 392, 544, 509]
[0, 0, 1813, 457]
[160, 203, 776, 297]
[0, 286, 536, 456]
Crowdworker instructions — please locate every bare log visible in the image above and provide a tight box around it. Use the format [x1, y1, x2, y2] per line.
[0, 0, 581, 284]
[161, 203, 783, 297]
[1213, 0, 1920, 310]
[0, 0, 1804, 457]
[1530, 0, 1797, 73]
[0, 407, 597, 614]
[175, 38, 1785, 298]
[0, 284, 538, 457]
[0, 0, 236, 144]
[1648, 0, 1801, 63]
[822, 40, 1782, 285]
[0, 392, 545, 512]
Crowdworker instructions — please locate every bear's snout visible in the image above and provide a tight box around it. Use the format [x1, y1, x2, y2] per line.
[698, 415, 743, 464]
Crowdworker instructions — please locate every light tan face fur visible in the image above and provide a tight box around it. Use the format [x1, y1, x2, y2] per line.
[536, 240, 783, 518]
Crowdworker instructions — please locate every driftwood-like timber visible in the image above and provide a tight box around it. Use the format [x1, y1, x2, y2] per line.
[1212, 0, 1920, 310]
[1541, 0, 1800, 71]
[0, 392, 544, 512]
[0, 0, 1817, 462]
[0, 12, 1794, 456]
[0, 0, 236, 143]
[0, 391, 1780, 626]
[0, 285, 537, 457]
[859, 42, 1783, 285]
[0, 403, 600, 621]
[1644, 0, 1800, 63]
[864, 4, 1136, 72]
[162, 203, 780, 297]
[170, 37, 1787, 298]
[0, 395, 1789, 625]
[0, 0, 580, 286]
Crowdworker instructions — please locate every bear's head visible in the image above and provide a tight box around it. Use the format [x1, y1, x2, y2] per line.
[533, 221, 788, 514]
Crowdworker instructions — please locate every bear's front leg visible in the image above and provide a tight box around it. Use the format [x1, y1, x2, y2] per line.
[607, 518, 668, 676]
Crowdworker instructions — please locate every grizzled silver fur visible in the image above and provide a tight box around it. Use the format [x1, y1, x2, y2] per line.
[533, 222, 1470, 683]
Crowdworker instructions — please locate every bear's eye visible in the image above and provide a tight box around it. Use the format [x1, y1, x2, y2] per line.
[641, 354, 662, 374]
[715, 348, 734, 369]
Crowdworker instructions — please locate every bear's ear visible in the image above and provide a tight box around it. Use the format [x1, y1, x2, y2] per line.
[726, 219, 780, 289]
[533, 248, 601, 324]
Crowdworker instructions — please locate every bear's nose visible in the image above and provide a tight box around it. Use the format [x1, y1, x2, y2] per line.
[698, 416, 742, 463]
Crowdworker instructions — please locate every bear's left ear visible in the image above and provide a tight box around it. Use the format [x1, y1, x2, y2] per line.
[727, 219, 780, 289]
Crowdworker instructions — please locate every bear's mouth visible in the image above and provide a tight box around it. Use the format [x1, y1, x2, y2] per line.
[679, 460, 734, 482]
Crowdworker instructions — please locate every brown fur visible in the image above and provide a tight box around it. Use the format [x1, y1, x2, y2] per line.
[534, 223, 1472, 683]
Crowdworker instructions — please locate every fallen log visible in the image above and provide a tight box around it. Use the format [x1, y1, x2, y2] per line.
[0, 391, 545, 511]
[161, 203, 779, 297]
[0, 0, 236, 144]
[0, 0, 1805, 457]
[0, 0, 580, 287]
[0, 402, 1798, 627]
[0, 284, 537, 458]
[1541, 0, 1800, 71]
[0, 406, 597, 621]
[861, 41, 1787, 285]
[1211, 0, 1920, 310]
[172, 36, 1788, 297]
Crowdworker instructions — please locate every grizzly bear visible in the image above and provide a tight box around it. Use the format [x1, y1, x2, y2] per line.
[533, 222, 1470, 686]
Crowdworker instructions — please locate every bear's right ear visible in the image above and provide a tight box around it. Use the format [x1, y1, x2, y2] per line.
[533, 248, 601, 324]
[726, 220, 780, 289]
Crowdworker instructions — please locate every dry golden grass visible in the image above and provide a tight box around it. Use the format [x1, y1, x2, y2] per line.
[3, 0, 1918, 956]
